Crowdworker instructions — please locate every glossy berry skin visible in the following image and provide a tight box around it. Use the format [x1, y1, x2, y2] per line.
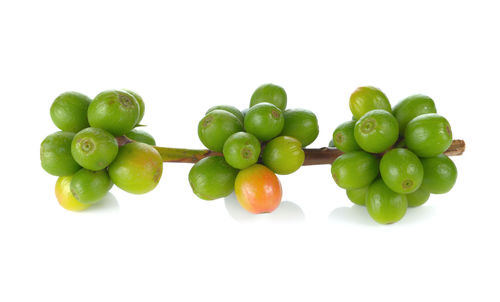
[244, 103, 284, 141]
[198, 109, 243, 152]
[223, 132, 261, 169]
[392, 94, 437, 135]
[420, 154, 457, 194]
[50, 91, 91, 132]
[206, 105, 244, 124]
[70, 169, 113, 204]
[71, 127, 118, 171]
[346, 186, 369, 206]
[262, 136, 304, 175]
[331, 151, 379, 189]
[250, 83, 287, 111]
[41, 131, 81, 176]
[108, 142, 163, 194]
[188, 156, 238, 200]
[354, 109, 399, 153]
[126, 129, 156, 145]
[380, 148, 424, 194]
[55, 176, 90, 211]
[332, 120, 360, 152]
[406, 187, 430, 207]
[349, 86, 391, 120]
[88, 90, 140, 136]
[122, 89, 145, 126]
[405, 113, 452, 158]
[280, 109, 319, 147]
[234, 164, 282, 214]
[366, 179, 408, 224]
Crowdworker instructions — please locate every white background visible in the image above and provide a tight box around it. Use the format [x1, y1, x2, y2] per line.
[1, 0, 499, 301]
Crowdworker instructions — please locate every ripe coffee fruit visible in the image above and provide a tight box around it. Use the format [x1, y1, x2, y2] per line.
[188, 156, 238, 200]
[280, 109, 319, 147]
[223, 132, 261, 169]
[405, 113, 452, 158]
[88, 90, 140, 136]
[420, 154, 457, 194]
[71, 127, 118, 171]
[198, 109, 243, 152]
[366, 179, 408, 224]
[349, 86, 391, 120]
[354, 109, 399, 153]
[235, 164, 282, 214]
[380, 148, 424, 194]
[262, 136, 304, 175]
[250, 83, 287, 111]
[41, 131, 81, 176]
[331, 151, 379, 189]
[108, 142, 163, 194]
[50, 91, 91, 132]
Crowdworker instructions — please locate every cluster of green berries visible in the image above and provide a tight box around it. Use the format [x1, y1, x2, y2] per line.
[40, 90, 162, 211]
[189, 83, 319, 204]
[329, 86, 457, 224]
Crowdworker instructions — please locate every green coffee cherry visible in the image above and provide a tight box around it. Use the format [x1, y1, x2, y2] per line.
[206, 105, 244, 124]
[406, 187, 430, 207]
[108, 142, 163, 194]
[50, 92, 91, 132]
[349, 86, 391, 120]
[188, 156, 238, 200]
[262, 136, 304, 175]
[380, 148, 424, 194]
[70, 169, 113, 204]
[88, 90, 140, 136]
[366, 179, 408, 224]
[354, 109, 399, 153]
[392, 94, 437, 135]
[280, 109, 319, 147]
[122, 89, 145, 126]
[198, 109, 243, 152]
[244, 103, 284, 141]
[126, 129, 156, 145]
[71, 127, 118, 171]
[346, 186, 369, 206]
[223, 132, 261, 169]
[332, 120, 360, 152]
[41, 131, 81, 176]
[331, 151, 379, 189]
[250, 83, 287, 111]
[420, 154, 457, 194]
[405, 113, 452, 158]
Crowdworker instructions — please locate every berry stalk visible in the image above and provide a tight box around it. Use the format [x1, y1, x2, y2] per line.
[117, 136, 465, 165]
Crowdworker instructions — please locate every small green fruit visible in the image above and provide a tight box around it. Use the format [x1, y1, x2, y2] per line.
[50, 92, 91, 132]
[280, 108, 319, 147]
[366, 179, 408, 224]
[262, 136, 304, 175]
[126, 129, 156, 145]
[406, 187, 430, 207]
[349, 86, 391, 120]
[346, 186, 369, 206]
[71, 127, 118, 171]
[392, 94, 437, 135]
[332, 120, 360, 152]
[380, 148, 424, 194]
[244, 103, 284, 141]
[206, 105, 244, 124]
[331, 151, 379, 189]
[405, 113, 452, 158]
[108, 142, 163, 194]
[250, 83, 287, 111]
[354, 109, 399, 153]
[88, 90, 140, 136]
[223, 132, 261, 169]
[188, 156, 238, 200]
[122, 89, 145, 126]
[198, 109, 243, 152]
[41, 131, 81, 176]
[70, 169, 113, 204]
[420, 154, 457, 194]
